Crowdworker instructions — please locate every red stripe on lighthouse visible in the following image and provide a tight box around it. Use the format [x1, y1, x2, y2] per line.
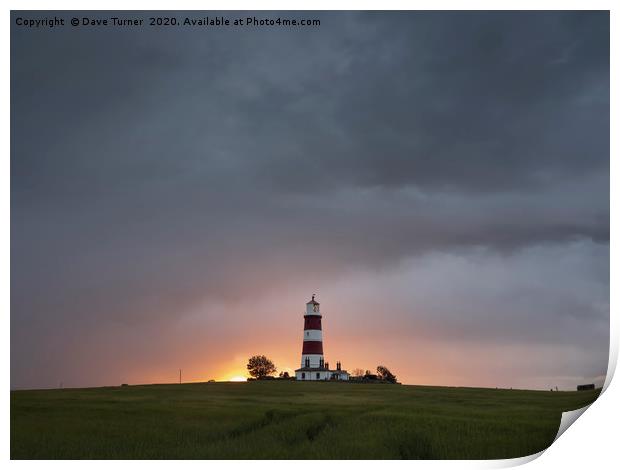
[301, 341, 323, 354]
[304, 316, 322, 330]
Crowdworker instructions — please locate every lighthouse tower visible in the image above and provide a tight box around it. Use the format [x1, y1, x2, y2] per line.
[295, 295, 349, 381]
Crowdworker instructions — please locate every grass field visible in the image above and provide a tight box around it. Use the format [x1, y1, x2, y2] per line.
[11, 381, 600, 459]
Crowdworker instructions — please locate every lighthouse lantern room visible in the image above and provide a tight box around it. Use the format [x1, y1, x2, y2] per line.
[295, 295, 349, 381]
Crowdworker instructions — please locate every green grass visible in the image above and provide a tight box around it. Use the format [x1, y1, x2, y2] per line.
[11, 381, 600, 459]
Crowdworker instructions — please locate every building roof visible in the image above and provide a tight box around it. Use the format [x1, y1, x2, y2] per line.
[306, 294, 320, 305]
[295, 367, 349, 373]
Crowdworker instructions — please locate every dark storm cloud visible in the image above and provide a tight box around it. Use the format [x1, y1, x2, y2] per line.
[11, 11, 609, 389]
[12, 12, 609, 195]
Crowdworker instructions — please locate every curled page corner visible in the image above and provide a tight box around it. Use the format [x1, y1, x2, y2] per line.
[492, 402, 596, 468]
[553, 404, 592, 443]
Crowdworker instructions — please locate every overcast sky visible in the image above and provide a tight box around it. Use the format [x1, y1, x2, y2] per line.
[11, 11, 609, 390]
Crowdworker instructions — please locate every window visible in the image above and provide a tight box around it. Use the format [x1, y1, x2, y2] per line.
[313, 305, 319, 312]
[316, 373, 320, 379]
[301, 373, 305, 379]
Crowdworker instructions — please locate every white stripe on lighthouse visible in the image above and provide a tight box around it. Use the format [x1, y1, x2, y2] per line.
[301, 354, 324, 368]
[303, 330, 323, 341]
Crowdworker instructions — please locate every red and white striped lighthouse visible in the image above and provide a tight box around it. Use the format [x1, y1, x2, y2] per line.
[301, 294, 324, 369]
[295, 295, 349, 381]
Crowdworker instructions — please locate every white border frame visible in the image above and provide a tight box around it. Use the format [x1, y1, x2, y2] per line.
[3, 1, 616, 467]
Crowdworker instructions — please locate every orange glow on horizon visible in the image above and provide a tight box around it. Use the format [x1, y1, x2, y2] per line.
[228, 375, 247, 382]
[77, 293, 590, 391]
[218, 366, 250, 382]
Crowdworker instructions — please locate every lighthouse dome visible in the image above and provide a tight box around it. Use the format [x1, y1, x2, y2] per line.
[306, 295, 320, 314]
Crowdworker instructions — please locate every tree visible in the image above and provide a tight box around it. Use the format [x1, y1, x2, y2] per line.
[246, 355, 277, 379]
[352, 368, 365, 377]
[279, 371, 290, 379]
[376, 365, 397, 383]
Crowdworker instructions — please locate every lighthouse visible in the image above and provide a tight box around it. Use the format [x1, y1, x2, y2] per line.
[295, 295, 349, 381]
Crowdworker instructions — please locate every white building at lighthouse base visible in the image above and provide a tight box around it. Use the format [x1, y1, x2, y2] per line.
[295, 367, 349, 381]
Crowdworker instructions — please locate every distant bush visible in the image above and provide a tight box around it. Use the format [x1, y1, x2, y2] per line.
[346, 366, 399, 384]
[377, 366, 397, 384]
